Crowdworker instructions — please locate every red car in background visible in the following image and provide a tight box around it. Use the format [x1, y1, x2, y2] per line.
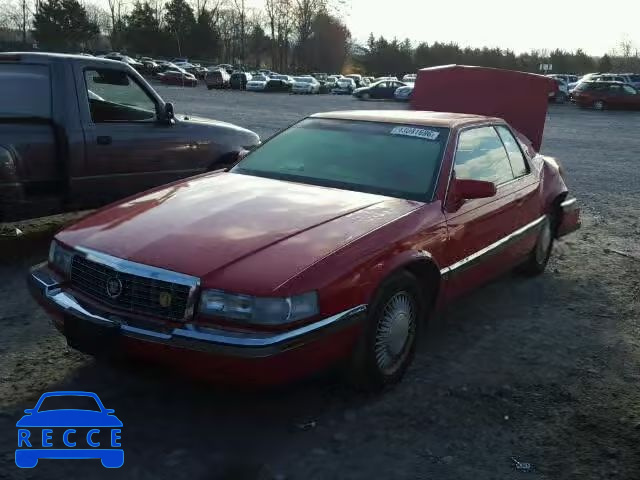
[158, 69, 198, 87]
[572, 81, 640, 110]
[29, 66, 580, 391]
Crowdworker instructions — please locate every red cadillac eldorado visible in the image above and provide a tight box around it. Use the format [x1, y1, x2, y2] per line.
[29, 67, 580, 390]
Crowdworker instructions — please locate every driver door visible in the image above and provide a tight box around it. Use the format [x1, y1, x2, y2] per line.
[71, 65, 204, 206]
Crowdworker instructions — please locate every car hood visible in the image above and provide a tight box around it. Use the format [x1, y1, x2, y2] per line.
[16, 411, 123, 427]
[57, 173, 419, 292]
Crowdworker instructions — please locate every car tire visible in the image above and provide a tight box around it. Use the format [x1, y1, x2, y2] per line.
[592, 100, 606, 110]
[346, 270, 426, 391]
[520, 215, 554, 276]
[361, 92, 370, 100]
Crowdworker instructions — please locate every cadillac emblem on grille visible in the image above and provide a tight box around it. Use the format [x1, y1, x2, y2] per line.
[106, 277, 123, 299]
[158, 292, 172, 308]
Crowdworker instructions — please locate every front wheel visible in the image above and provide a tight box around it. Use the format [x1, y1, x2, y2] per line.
[593, 100, 606, 110]
[347, 270, 425, 391]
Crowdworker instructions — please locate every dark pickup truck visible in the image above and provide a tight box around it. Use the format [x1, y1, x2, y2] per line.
[0, 52, 260, 221]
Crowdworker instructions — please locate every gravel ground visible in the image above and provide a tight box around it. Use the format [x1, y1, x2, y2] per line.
[1, 86, 640, 480]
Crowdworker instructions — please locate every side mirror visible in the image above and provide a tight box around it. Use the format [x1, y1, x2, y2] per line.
[454, 178, 497, 200]
[447, 178, 496, 211]
[163, 102, 174, 123]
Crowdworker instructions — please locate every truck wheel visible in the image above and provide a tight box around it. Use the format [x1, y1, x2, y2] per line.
[347, 270, 426, 391]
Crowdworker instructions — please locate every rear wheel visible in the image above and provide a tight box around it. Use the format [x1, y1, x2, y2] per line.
[592, 100, 606, 110]
[520, 215, 554, 276]
[347, 270, 425, 390]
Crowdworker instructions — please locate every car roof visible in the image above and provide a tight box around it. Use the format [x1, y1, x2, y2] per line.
[311, 110, 499, 128]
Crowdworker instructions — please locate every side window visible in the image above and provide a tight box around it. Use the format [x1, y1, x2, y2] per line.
[454, 127, 514, 185]
[623, 85, 637, 95]
[84, 68, 157, 123]
[495, 126, 529, 178]
[0, 63, 51, 118]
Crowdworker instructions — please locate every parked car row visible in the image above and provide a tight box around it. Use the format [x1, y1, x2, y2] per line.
[549, 71, 640, 110]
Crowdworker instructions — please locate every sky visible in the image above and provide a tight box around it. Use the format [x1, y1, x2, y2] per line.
[341, 0, 638, 56]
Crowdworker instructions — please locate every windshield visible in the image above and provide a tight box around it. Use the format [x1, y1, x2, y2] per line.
[232, 118, 448, 201]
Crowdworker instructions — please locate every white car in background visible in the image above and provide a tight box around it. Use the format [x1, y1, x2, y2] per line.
[246, 74, 270, 91]
[331, 77, 356, 94]
[394, 83, 414, 101]
[292, 76, 320, 94]
[402, 74, 417, 83]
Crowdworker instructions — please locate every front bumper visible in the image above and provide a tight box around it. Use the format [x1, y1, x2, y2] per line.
[29, 264, 365, 362]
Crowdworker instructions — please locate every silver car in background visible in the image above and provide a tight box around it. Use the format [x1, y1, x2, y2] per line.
[292, 76, 321, 94]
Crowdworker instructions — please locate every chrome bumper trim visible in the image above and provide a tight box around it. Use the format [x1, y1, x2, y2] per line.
[29, 264, 366, 358]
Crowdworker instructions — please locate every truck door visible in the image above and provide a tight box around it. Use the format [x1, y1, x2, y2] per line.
[71, 64, 205, 206]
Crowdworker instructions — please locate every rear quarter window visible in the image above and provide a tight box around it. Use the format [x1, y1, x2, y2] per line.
[0, 63, 51, 118]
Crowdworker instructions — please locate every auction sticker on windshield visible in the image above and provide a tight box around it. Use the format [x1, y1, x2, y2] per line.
[390, 126, 440, 140]
[15, 391, 123, 469]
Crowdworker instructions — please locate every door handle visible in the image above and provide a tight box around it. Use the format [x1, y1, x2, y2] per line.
[97, 136, 112, 145]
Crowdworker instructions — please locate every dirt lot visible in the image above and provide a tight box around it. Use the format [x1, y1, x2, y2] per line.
[1, 88, 640, 480]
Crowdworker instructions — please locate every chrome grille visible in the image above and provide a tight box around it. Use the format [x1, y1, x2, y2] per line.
[70, 255, 192, 321]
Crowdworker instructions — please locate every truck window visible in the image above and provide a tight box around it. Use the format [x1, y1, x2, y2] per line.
[84, 69, 157, 123]
[0, 64, 51, 118]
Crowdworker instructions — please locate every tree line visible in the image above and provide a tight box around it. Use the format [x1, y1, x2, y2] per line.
[357, 34, 640, 76]
[1, 0, 639, 74]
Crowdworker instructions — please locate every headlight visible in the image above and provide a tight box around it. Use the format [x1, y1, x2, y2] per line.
[48, 240, 75, 276]
[199, 289, 319, 325]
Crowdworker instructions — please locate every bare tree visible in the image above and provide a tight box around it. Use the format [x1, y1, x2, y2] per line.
[232, 0, 246, 63]
[275, 0, 293, 70]
[106, 0, 125, 49]
[264, 0, 277, 69]
[0, 0, 33, 46]
[83, 2, 112, 35]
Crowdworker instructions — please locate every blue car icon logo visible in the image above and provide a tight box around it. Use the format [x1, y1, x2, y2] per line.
[15, 391, 123, 468]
